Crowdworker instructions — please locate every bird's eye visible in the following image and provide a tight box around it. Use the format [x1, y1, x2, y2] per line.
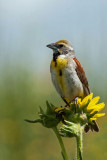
[59, 44, 64, 48]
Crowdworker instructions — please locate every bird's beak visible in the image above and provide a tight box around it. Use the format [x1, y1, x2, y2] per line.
[46, 43, 57, 50]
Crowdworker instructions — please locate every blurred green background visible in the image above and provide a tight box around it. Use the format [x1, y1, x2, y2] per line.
[0, 0, 107, 159]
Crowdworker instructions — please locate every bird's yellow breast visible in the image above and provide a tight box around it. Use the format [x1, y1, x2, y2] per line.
[51, 56, 68, 71]
[51, 56, 68, 94]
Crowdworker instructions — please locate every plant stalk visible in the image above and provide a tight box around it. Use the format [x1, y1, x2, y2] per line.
[52, 127, 68, 160]
[76, 124, 83, 160]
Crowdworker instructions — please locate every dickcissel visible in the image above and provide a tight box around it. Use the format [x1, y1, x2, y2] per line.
[47, 40, 99, 132]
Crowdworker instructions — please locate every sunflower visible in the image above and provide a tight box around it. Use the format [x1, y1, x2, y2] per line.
[78, 93, 105, 121]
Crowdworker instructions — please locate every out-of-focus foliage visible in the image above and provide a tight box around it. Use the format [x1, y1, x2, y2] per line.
[0, 66, 64, 160]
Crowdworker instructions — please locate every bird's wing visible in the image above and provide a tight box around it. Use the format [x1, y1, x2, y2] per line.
[73, 57, 90, 95]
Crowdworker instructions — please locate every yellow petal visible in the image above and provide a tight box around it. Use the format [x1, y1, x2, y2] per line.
[90, 103, 105, 113]
[81, 93, 93, 106]
[94, 113, 105, 118]
[78, 98, 82, 105]
[55, 106, 67, 112]
[87, 96, 100, 108]
[90, 117, 97, 121]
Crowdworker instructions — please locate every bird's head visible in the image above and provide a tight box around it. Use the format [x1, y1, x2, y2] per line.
[47, 40, 75, 58]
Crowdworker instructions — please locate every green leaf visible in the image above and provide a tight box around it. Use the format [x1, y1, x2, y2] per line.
[46, 101, 54, 114]
[24, 119, 42, 123]
[88, 111, 98, 118]
[39, 106, 44, 114]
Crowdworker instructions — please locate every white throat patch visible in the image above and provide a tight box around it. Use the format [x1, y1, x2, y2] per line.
[59, 55, 66, 59]
[69, 46, 74, 51]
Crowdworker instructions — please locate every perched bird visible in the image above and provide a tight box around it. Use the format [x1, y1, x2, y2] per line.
[47, 40, 99, 132]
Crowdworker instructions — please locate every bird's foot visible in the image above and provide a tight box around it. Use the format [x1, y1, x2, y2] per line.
[61, 96, 80, 112]
[74, 97, 79, 113]
[61, 96, 70, 107]
[66, 97, 79, 112]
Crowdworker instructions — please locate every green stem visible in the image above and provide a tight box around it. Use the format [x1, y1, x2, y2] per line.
[76, 125, 83, 160]
[52, 127, 68, 160]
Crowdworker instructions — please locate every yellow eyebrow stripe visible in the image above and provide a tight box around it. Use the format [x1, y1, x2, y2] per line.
[55, 40, 69, 45]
